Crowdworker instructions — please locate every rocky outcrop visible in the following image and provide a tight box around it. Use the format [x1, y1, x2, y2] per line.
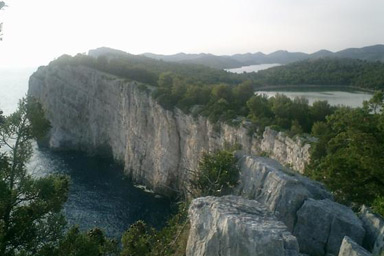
[261, 127, 313, 172]
[235, 156, 365, 256]
[186, 195, 300, 256]
[338, 236, 372, 256]
[28, 64, 311, 195]
[360, 205, 384, 255]
[294, 199, 365, 255]
[236, 155, 331, 231]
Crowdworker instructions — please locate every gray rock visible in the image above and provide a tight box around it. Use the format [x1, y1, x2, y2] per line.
[338, 236, 371, 256]
[186, 195, 300, 256]
[294, 199, 365, 256]
[261, 127, 312, 173]
[236, 155, 332, 231]
[360, 205, 384, 255]
[28, 65, 311, 195]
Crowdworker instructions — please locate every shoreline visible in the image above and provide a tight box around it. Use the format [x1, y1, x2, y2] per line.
[254, 84, 375, 93]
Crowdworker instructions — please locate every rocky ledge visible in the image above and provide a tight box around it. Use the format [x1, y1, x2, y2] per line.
[188, 156, 367, 256]
[187, 196, 300, 256]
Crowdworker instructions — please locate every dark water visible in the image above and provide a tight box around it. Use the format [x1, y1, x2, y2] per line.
[1, 67, 171, 239]
[28, 147, 171, 238]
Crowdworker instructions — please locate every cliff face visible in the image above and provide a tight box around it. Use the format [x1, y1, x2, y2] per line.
[28, 64, 310, 195]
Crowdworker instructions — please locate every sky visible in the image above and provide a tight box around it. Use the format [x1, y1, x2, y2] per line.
[0, 0, 383, 67]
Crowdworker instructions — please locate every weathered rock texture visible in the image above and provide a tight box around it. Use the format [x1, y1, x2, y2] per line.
[338, 236, 372, 256]
[360, 205, 384, 255]
[236, 156, 365, 256]
[28, 64, 311, 195]
[236, 155, 331, 231]
[294, 199, 365, 256]
[186, 195, 300, 256]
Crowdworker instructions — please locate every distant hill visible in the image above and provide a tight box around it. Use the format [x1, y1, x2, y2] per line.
[141, 44, 384, 69]
[85, 46, 384, 90]
[334, 45, 384, 62]
[89, 47, 134, 59]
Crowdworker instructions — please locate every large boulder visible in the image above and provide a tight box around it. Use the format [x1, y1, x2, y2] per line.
[360, 205, 384, 255]
[236, 156, 332, 231]
[186, 195, 300, 256]
[293, 199, 365, 256]
[338, 236, 371, 256]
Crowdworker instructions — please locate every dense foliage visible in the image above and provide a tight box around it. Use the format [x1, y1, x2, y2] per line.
[121, 203, 189, 256]
[0, 98, 118, 256]
[50, 53, 242, 87]
[52, 54, 384, 136]
[307, 92, 384, 214]
[0, 98, 67, 255]
[254, 58, 384, 90]
[189, 150, 239, 197]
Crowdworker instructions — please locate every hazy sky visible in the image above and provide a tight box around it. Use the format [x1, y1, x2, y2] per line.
[0, 0, 383, 67]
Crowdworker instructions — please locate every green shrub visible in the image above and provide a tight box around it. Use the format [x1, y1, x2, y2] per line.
[190, 150, 240, 197]
[121, 203, 189, 256]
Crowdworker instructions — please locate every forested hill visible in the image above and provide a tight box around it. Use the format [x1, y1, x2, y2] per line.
[141, 44, 384, 69]
[58, 49, 243, 86]
[251, 58, 384, 90]
[54, 50, 384, 91]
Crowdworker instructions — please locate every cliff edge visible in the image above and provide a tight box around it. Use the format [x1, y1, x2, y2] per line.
[28, 64, 310, 196]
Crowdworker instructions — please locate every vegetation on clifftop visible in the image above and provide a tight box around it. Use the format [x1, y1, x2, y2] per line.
[307, 91, 384, 215]
[49, 52, 384, 216]
[120, 150, 240, 256]
[252, 58, 384, 90]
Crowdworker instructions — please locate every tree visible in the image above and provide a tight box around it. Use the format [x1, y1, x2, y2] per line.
[190, 150, 239, 197]
[246, 94, 273, 129]
[307, 104, 384, 206]
[121, 221, 154, 256]
[0, 1, 5, 40]
[0, 98, 119, 256]
[363, 90, 384, 114]
[310, 100, 334, 123]
[0, 98, 69, 255]
[54, 227, 118, 256]
[270, 93, 293, 129]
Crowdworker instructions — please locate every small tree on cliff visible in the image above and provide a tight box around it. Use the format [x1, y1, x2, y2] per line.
[190, 150, 240, 197]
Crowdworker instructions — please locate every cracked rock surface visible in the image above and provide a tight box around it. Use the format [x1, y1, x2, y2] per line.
[187, 195, 300, 256]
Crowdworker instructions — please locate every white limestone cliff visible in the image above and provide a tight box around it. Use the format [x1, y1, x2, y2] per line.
[28, 64, 311, 195]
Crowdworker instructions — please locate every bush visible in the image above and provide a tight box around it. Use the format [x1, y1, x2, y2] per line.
[190, 150, 240, 197]
[121, 203, 189, 256]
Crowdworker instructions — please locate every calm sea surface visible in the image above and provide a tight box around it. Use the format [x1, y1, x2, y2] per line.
[226, 64, 372, 107]
[256, 88, 372, 107]
[226, 63, 281, 73]
[0, 67, 171, 239]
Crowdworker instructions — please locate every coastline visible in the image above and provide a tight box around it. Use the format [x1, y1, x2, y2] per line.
[254, 84, 375, 93]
